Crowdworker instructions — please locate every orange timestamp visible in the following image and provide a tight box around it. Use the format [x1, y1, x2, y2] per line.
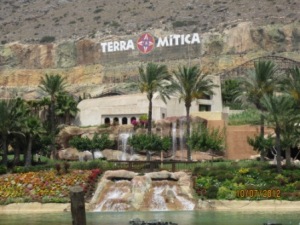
[236, 189, 281, 198]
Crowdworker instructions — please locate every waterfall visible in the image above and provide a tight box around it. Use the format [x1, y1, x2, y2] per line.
[179, 119, 185, 160]
[118, 132, 132, 160]
[150, 186, 168, 211]
[94, 180, 132, 212]
[90, 171, 196, 212]
[172, 122, 177, 158]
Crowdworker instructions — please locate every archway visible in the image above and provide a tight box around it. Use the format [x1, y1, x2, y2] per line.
[113, 117, 119, 125]
[104, 117, 111, 125]
[122, 117, 128, 125]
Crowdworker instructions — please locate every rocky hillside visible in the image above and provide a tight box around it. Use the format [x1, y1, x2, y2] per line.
[0, 0, 299, 44]
[1, 0, 300, 99]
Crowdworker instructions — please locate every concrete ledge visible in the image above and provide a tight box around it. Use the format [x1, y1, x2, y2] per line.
[0, 202, 70, 214]
[197, 200, 300, 211]
[1, 200, 300, 214]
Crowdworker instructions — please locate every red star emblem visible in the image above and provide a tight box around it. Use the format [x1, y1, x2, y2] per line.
[137, 33, 155, 54]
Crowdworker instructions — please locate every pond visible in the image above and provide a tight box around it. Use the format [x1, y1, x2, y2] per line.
[0, 211, 299, 225]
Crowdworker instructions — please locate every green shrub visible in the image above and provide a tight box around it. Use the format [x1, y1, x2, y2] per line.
[69, 134, 113, 152]
[228, 109, 260, 125]
[0, 166, 7, 174]
[206, 186, 218, 199]
[217, 186, 235, 200]
[188, 123, 224, 153]
[128, 134, 171, 153]
[40, 36, 55, 43]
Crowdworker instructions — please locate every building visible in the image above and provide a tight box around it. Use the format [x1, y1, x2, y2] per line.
[75, 75, 222, 126]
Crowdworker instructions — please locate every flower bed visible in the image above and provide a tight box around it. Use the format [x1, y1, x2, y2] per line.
[194, 164, 300, 200]
[0, 169, 101, 204]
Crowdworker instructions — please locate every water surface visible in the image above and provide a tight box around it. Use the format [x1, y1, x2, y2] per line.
[0, 211, 299, 225]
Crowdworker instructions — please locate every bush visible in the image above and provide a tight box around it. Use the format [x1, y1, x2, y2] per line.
[128, 134, 171, 152]
[217, 186, 235, 200]
[40, 36, 56, 43]
[69, 133, 113, 152]
[206, 186, 218, 199]
[0, 166, 7, 175]
[228, 109, 260, 125]
[188, 123, 224, 153]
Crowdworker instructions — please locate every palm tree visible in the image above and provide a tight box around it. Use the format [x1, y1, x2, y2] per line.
[236, 60, 279, 160]
[283, 66, 300, 106]
[280, 66, 300, 166]
[171, 65, 217, 161]
[10, 98, 30, 166]
[39, 74, 67, 159]
[261, 94, 299, 173]
[23, 116, 45, 167]
[0, 99, 23, 167]
[138, 63, 172, 134]
[55, 92, 79, 125]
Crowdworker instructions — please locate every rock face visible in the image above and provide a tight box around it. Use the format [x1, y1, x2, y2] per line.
[1, 23, 300, 99]
[89, 170, 196, 211]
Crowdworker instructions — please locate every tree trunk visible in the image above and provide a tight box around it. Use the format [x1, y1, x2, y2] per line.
[186, 105, 191, 161]
[260, 114, 265, 161]
[1, 135, 8, 168]
[92, 149, 95, 160]
[13, 145, 21, 167]
[50, 98, 57, 159]
[275, 127, 282, 173]
[25, 135, 33, 167]
[285, 147, 292, 168]
[147, 94, 153, 134]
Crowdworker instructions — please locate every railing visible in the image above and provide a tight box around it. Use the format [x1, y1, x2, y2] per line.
[107, 160, 202, 172]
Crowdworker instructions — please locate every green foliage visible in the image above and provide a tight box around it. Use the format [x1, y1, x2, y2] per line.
[70, 159, 112, 171]
[228, 109, 261, 125]
[40, 36, 55, 43]
[193, 160, 300, 200]
[69, 133, 113, 151]
[139, 114, 148, 123]
[206, 186, 219, 199]
[188, 123, 224, 152]
[221, 79, 242, 109]
[0, 166, 7, 174]
[128, 134, 171, 152]
[69, 136, 91, 150]
[247, 134, 273, 153]
[217, 186, 235, 200]
[91, 133, 114, 150]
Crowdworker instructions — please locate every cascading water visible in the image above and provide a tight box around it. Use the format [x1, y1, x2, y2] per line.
[118, 132, 132, 160]
[94, 180, 132, 212]
[172, 122, 177, 158]
[179, 119, 185, 160]
[90, 170, 196, 212]
[149, 181, 195, 211]
[150, 186, 168, 211]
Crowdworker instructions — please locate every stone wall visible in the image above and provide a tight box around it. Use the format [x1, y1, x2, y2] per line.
[225, 125, 273, 160]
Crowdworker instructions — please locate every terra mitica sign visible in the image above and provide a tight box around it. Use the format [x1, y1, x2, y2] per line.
[100, 33, 200, 54]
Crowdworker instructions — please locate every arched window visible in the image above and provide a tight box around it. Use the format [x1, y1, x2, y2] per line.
[104, 117, 111, 125]
[131, 117, 136, 122]
[122, 117, 128, 125]
[113, 117, 119, 125]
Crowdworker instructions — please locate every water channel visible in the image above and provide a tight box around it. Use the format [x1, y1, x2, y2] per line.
[1, 211, 299, 225]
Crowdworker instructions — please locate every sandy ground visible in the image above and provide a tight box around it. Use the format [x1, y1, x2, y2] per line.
[1, 200, 300, 214]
